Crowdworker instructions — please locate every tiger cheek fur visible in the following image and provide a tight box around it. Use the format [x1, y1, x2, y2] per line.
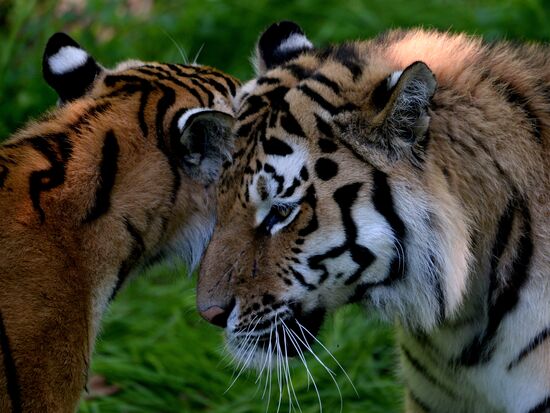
[0, 33, 238, 412]
[198, 21, 549, 413]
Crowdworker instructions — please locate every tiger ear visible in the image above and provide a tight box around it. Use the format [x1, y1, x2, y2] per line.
[175, 109, 235, 185]
[254, 21, 313, 75]
[42, 32, 102, 103]
[341, 61, 436, 165]
[371, 61, 436, 151]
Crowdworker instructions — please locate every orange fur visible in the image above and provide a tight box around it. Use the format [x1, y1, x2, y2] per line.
[0, 57, 238, 412]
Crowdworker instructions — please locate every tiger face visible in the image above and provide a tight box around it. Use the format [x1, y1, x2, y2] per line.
[198, 22, 471, 365]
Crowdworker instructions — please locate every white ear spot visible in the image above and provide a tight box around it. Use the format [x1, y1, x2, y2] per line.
[48, 46, 88, 75]
[276, 33, 313, 54]
[177, 108, 214, 131]
[388, 70, 403, 89]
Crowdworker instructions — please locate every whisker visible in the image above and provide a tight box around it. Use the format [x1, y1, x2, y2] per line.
[274, 315, 284, 413]
[281, 322, 303, 413]
[281, 324, 293, 412]
[283, 323, 323, 413]
[161, 29, 189, 64]
[296, 320, 358, 397]
[192, 43, 206, 64]
[225, 316, 262, 394]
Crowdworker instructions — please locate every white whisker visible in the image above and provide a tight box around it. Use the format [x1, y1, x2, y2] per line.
[282, 323, 323, 413]
[161, 30, 188, 64]
[296, 320, 358, 397]
[281, 322, 303, 413]
[192, 43, 205, 64]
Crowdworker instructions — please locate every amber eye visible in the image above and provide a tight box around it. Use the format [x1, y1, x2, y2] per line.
[277, 206, 292, 218]
[259, 204, 297, 234]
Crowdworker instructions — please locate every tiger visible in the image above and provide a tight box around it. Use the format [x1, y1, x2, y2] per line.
[197, 21, 550, 413]
[0, 32, 238, 412]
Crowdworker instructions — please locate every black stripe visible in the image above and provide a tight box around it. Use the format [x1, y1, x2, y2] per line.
[137, 85, 151, 138]
[103, 82, 143, 99]
[155, 83, 181, 202]
[28, 134, 72, 223]
[527, 396, 550, 413]
[306, 183, 375, 286]
[401, 346, 455, 399]
[280, 110, 306, 137]
[315, 114, 335, 140]
[238, 96, 267, 121]
[409, 390, 432, 413]
[257, 76, 281, 85]
[189, 77, 214, 106]
[493, 77, 542, 143]
[332, 44, 363, 80]
[310, 73, 341, 94]
[193, 66, 238, 96]
[263, 137, 293, 156]
[461, 200, 533, 365]
[0, 310, 22, 413]
[110, 218, 146, 301]
[164, 63, 231, 102]
[263, 86, 290, 107]
[136, 67, 206, 106]
[283, 63, 311, 80]
[0, 164, 8, 189]
[281, 178, 301, 198]
[190, 73, 232, 98]
[69, 102, 112, 134]
[83, 130, 119, 223]
[104, 74, 146, 87]
[298, 185, 319, 237]
[289, 267, 316, 290]
[434, 275, 446, 323]
[371, 169, 407, 285]
[297, 84, 357, 115]
[508, 326, 550, 370]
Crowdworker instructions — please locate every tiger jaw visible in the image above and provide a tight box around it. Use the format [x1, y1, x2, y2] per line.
[226, 304, 326, 366]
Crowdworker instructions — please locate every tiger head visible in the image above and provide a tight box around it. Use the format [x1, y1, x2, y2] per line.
[39, 32, 238, 273]
[198, 22, 471, 364]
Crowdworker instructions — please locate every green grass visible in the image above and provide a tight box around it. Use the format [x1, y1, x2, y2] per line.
[2, 0, 550, 411]
[79, 264, 401, 413]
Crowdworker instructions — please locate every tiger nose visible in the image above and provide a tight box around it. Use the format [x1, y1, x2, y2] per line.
[199, 300, 235, 328]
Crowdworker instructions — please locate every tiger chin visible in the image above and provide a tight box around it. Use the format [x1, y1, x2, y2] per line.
[0, 33, 238, 412]
[198, 21, 549, 413]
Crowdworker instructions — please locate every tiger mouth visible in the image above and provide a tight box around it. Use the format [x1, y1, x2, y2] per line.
[232, 306, 326, 359]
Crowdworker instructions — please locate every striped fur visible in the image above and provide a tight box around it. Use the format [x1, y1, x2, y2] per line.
[0, 33, 238, 412]
[198, 23, 549, 412]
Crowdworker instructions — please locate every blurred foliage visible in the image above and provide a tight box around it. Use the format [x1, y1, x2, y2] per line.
[1, 0, 550, 138]
[1, 0, 550, 411]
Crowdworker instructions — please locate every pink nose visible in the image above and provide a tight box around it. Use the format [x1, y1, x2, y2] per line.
[200, 305, 231, 328]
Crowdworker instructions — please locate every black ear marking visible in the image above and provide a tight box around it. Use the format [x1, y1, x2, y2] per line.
[42, 32, 102, 103]
[256, 21, 313, 73]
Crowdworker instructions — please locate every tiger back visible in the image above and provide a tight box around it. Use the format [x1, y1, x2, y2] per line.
[0, 33, 238, 412]
[197, 22, 549, 412]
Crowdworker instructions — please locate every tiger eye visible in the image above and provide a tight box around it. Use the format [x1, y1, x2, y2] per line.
[279, 207, 291, 218]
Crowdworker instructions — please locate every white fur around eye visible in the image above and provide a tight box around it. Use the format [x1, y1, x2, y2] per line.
[276, 33, 313, 54]
[49, 46, 88, 75]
